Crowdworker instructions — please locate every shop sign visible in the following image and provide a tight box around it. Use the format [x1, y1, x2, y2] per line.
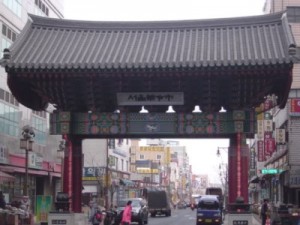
[264, 120, 273, 132]
[264, 132, 275, 158]
[257, 140, 264, 162]
[28, 152, 43, 169]
[261, 168, 280, 174]
[117, 92, 184, 105]
[275, 129, 286, 144]
[257, 120, 264, 140]
[82, 167, 105, 178]
[289, 169, 300, 187]
[250, 148, 256, 170]
[290, 99, 300, 116]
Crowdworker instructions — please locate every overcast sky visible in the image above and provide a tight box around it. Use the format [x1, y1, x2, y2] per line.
[63, 0, 264, 184]
[64, 0, 265, 21]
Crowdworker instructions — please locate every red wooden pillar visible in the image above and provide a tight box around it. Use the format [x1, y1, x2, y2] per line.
[63, 135, 73, 211]
[62, 135, 83, 213]
[228, 133, 249, 204]
[71, 137, 83, 213]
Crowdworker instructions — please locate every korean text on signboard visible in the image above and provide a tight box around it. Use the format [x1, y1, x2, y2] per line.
[117, 92, 184, 106]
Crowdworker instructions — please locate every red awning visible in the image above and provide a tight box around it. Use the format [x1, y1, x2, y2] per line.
[0, 171, 15, 183]
[0, 166, 48, 176]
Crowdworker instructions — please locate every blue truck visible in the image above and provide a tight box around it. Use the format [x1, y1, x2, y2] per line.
[196, 195, 222, 225]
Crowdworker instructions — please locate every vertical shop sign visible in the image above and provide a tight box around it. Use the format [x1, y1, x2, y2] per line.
[257, 140, 264, 162]
[257, 120, 264, 140]
[264, 119, 273, 132]
[276, 129, 286, 144]
[264, 132, 275, 158]
[250, 148, 256, 169]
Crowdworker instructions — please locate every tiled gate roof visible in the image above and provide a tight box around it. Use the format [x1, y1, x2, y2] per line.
[0, 12, 296, 113]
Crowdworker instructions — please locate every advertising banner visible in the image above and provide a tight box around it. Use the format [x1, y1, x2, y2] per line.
[257, 140, 264, 162]
[250, 148, 256, 169]
[264, 132, 275, 158]
[36, 195, 52, 223]
[276, 129, 286, 144]
[290, 99, 300, 116]
[257, 120, 264, 140]
[264, 119, 273, 132]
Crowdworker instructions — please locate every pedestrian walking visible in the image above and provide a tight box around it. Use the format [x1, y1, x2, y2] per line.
[0, 191, 6, 209]
[121, 200, 132, 225]
[261, 199, 269, 225]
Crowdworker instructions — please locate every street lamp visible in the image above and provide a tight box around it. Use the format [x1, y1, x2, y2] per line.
[216, 147, 228, 208]
[20, 125, 35, 196]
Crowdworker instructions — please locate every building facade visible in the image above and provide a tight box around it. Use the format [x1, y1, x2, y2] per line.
[130, 139, 192, 205]
[0, 0, 64, 219]
[82, 138, 132, 207]
[249, 0, 300, 209]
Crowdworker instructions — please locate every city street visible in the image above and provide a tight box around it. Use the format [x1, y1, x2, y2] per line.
[143, 208, 261, 225]
[146, 208, 197, 225]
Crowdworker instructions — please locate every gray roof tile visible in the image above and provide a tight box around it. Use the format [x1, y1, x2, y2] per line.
[1, 12, 296, 70]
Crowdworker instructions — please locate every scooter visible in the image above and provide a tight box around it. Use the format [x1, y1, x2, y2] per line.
[191, 203, 195, 211]
[103, 209, 117, 225]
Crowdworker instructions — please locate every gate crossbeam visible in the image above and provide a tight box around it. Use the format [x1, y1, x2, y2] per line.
[50, 111, 256, 138]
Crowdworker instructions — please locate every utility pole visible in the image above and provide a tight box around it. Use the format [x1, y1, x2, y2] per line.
[105, 139, 109, 209]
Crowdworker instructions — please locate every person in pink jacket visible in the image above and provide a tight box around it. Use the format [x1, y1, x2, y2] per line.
[121, 200, 132, 225]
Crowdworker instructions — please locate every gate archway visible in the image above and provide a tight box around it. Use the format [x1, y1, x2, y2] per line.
[1, 12, 296, 212]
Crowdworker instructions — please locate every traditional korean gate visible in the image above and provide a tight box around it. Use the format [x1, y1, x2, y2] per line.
[1, 12, 296, 212]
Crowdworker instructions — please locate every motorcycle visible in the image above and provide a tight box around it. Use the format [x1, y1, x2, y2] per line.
[103, 209, 117, 225]
[191, 203, 195, 211]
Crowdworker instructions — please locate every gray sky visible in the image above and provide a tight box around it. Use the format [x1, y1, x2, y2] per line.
[63, 0, 264, 183]
[64, 0, 265, 21]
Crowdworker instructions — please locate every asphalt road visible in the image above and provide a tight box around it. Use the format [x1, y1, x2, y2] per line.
[145, 208, 197, 225]
[130, 208, 261, 225]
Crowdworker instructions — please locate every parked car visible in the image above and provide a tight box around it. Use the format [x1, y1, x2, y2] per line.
[115, 198, 148, 225]
[177, 201, 187, 209]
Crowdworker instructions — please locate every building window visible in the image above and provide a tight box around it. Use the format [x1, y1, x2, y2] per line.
[0, 88, 19, 107]
[157, 155, 162, 160]
[140, 154, 144, 159]
[1, 24, 17, 58]
[108, 139, 115, 149]
[289, 89, 300, 98]
[117, 139, 123, 146]
[0, 102, 19, 137]
[3, 0, 22, 18]
[31, 115, 47, 145]
[34, 0, 49, 16]
[32, 111, 46, 118]
[115, 158, 118, 170]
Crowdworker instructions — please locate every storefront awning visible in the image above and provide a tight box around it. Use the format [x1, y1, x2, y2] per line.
[249, 176, 260, 184]
[82, 185, 97, 193]
[120, 179, 135, 187]
[0, 171, 15, 183]
[0, 166, 48, 176]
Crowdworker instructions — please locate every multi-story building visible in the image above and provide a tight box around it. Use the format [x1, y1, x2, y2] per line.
[82, 138, 132, 207]
[0, 0, 64, 218]
[130, 139, 192, 204]
[249, 0, 300, 208]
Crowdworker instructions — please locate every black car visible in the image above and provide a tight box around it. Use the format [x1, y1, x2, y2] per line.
[177, 201, 187, 209]
[115, 198, 148, 225]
